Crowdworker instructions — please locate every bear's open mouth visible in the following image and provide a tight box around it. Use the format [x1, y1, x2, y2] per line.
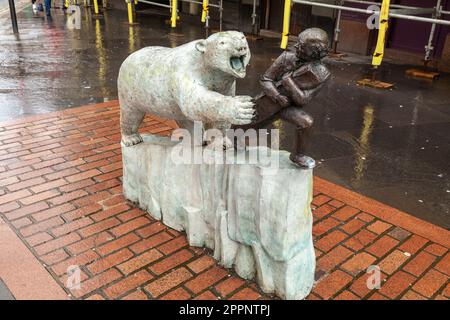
[230, 55, 246, 71]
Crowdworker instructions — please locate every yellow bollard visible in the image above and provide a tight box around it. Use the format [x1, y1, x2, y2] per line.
[93, 0, 99, 14]
[65, 0, 69, 8]
[129, 24, 135, 52]
[127, 1, 135, 24]
[201, 0, 209, 23]
[171, 0, 177, 28]
[280, 0, 291, 49]
[372, 0, 390, 66]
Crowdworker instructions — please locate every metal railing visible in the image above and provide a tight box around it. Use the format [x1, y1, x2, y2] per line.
[281, 0, 450, 66]
[135, 0, 224, 30]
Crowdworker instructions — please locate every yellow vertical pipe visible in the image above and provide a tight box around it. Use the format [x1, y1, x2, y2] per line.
[171, 0, 177, 28]
[372, 0, 390, 66]
[280, 0, 292, 49]
[201, 0, 209, 23]
[65, 0, 69, 8]
[93, 0, 99, 14]
[127, 1, 134, 24]
[129, 24, 135, 52]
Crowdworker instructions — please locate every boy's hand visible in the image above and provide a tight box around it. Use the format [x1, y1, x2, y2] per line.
[274, 94, 290, 108]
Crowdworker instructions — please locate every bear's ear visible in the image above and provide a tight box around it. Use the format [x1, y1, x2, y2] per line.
[195, 40, 206, 53]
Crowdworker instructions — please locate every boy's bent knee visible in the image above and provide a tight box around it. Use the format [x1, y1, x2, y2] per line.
[280, 108, 313, 129]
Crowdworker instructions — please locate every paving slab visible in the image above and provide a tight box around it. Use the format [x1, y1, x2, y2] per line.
[0, 278, 15, 300]
[0, 217, 68, 300]
[0, 6, 449, 228]
[0, 101, 448, 300]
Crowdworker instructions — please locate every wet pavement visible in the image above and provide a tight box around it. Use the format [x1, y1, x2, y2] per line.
[0, 0, 28, 16]
[0, 0, 8, 10]
[0, 6, 449, 228]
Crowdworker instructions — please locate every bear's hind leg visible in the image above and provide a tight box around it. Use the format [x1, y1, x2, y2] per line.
[120, 105, 145, 147]
[176, 120, 203, 146]
[204, 121, 233, 149]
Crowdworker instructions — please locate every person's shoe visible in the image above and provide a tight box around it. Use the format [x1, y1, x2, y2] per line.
[289, 153, 315, 169]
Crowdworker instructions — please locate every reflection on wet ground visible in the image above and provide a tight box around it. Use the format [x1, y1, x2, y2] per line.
[0, 6, 449, 228]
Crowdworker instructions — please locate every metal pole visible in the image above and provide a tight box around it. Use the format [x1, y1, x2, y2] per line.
[8, 0, 19, 34]
[180, 0, 219, 8]
[251, 0, 257, 26]
[281, 0, 292, 49]
[333, 0, 343, 53]
[345, 0, 422, 10]
[93, 0, 99, 14]
[264, 0, 270, 29]
[292, 0, 450, 26]
[219, 0, 223, 31]
[171, 0, 177, 27]
[200, 0, 209, 34]
[424, 0, 441, 65]
[201, 0, 209, 22]
[372, 0, 390, 67]
[250, 0, 259, 35]
[127, 0, 136, 24]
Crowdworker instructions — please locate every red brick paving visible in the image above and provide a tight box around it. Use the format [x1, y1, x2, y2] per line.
[0, 101, 449, 300]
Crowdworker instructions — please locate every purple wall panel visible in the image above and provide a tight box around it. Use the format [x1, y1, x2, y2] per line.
[340, 0, 449, 57]
[387, 0, 446, 56]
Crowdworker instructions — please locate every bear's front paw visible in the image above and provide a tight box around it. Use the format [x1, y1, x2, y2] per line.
[121, 133, 143, 147]
[230, 96, 255, 125]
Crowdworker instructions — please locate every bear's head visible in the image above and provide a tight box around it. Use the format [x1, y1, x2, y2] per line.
[195, 31, 251, 79]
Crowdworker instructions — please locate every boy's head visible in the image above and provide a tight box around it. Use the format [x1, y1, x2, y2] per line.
[295, 28, 329, 62]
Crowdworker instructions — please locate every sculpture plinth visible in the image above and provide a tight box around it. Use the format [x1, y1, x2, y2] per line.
[122, 135, 315, 300]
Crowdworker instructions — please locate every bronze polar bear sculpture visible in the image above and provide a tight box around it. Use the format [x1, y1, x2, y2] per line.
[118, 31, 255, 147]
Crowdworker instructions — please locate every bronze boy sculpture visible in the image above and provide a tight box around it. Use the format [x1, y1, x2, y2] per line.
[250, 28, 331, 168]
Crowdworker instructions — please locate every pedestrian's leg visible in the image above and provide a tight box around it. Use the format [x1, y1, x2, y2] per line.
[279, 107, 315, 168]
[45, 0, 51, 15]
